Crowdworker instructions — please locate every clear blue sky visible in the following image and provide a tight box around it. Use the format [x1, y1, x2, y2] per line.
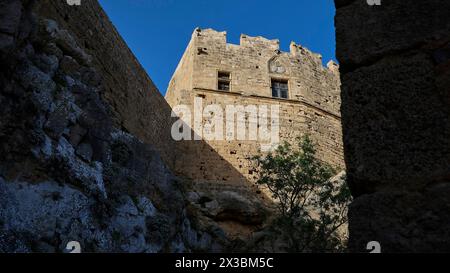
[98, 0, 337, 95]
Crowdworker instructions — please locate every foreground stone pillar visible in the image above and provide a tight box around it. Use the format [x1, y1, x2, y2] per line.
[335, 0, 450, 252]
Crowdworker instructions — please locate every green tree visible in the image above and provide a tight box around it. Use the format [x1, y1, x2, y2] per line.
[253, 135, 352, 252]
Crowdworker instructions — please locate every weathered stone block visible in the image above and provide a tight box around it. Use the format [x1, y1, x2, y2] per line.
[341, 52, 450, 194]
[335, 0, 450, 252]
[336, 0, 450, 68]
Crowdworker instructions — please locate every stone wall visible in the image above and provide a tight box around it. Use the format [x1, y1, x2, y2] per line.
[167, 28, 341, 115]
[175, 89, 343, 186]
[335, 0, 450, 252]
[166, 28, 344, 196]
[37, 0, 177, 168]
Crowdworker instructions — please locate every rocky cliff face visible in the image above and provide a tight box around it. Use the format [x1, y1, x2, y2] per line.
[0, 0, 226, 252]
[335, 0, 450, 252]
[37, 0, 177, 168]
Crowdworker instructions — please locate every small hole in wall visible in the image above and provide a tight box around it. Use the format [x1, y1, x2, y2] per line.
[256, 65, 259, 69]
[84, 40, 91, 50]
[198, 196, 213, 206]
[197, 48, 208, 55]
[52, 192, 62, 201]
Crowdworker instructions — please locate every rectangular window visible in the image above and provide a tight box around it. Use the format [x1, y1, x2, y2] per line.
[271, 79, 288, 99]
[218, 71, 231, 91]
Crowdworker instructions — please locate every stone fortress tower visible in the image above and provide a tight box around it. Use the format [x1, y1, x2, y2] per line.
[166, 28, 344, 199]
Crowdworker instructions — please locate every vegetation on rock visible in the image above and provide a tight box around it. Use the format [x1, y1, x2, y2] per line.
[251, 136, 351, 252]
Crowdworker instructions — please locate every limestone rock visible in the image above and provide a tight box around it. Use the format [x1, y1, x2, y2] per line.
[59, 55, 80, 76]
[32, 53, 59, 76]
[75, 142, 93, 162]
[0, 2, 222, 253]
[192, 190, 268, 226]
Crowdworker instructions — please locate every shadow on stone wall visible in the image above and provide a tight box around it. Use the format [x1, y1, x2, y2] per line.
[37, 0, 269, 240]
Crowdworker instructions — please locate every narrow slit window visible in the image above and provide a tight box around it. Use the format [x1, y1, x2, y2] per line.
[218, 72, 231, 91]
[271, 79, 288, 99]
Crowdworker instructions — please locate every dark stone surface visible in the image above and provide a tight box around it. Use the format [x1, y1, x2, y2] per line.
[37, 0, 178, 168]
[336, 0, 450, 69]
[341, 52, 450, 195]
[349, 184, 450, 252]
[0, 0, 22, 35]
[335, 0, 450, 252]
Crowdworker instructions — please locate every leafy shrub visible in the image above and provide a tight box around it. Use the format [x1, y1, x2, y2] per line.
[253, 135, 352, 252]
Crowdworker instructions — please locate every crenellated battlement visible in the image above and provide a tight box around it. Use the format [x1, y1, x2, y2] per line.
[191, 28, 331, 69]
[193, 28, 227, 44]
[240, 34, 280, 50]
[193, 28, 280, 50]
[290, 42, 324, 66]
[168, 27, 341, 115]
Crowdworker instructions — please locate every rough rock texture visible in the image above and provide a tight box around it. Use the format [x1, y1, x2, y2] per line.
[335, 0, 450, 252]
[37, 0, 177, 168]
[35, 0, 273, 242]
[0, 0, 223, 252]
[186, 189, 270, 241]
